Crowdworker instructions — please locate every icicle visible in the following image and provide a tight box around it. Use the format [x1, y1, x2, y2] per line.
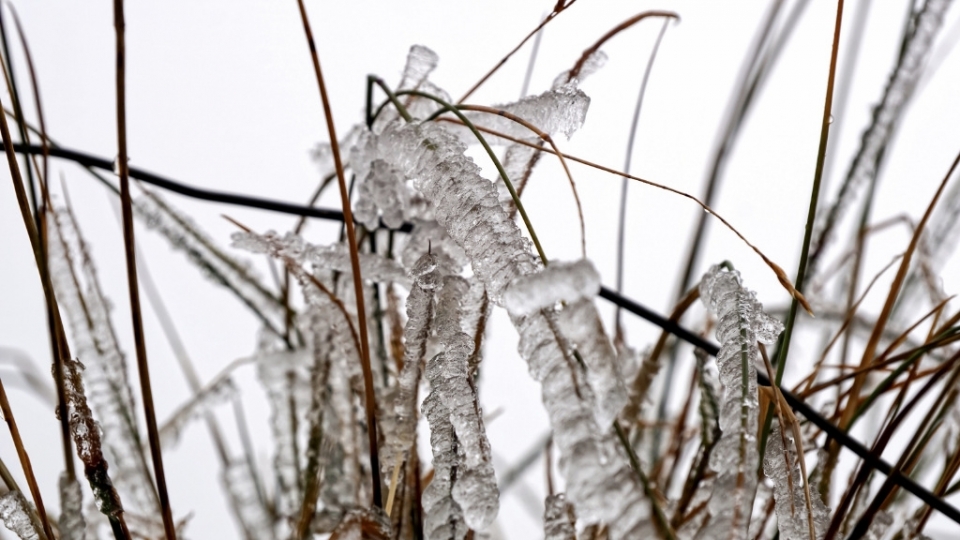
[427, 276, 499, 529]
[222, 459, 276, 540]
[421, 380, 468, 540]
[384, 252, 439, 476]
[0, 491, 39, 540]
[398, 45, 439, 91]
[58, 474, 87, 540]
[543, 493, 577, 540]
[762, 425, 828, 540]
[159, 377, 237, 449]
[698, 264, 783, 540]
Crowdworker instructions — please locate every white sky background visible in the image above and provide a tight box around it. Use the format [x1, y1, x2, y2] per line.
[2, 1, 960, 538]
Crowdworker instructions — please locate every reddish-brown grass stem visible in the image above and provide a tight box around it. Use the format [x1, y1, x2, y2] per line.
[112, 1, 177, 538]
[295, 0, 382, 510]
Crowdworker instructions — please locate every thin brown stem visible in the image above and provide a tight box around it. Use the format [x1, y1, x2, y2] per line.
[112, 2, 177, 538]
[295, 0, 381, 509]
[0, 377, 53, 540]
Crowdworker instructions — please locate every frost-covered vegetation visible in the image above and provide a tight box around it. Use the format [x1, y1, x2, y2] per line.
[3, 1, 960, 540]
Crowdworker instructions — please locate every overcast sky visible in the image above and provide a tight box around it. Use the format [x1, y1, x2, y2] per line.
[2, 1, 959, 538]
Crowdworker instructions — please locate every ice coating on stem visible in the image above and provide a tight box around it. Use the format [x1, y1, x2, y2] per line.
[398, 45, 439, 91]
[0, 491, 38, 540]
[810, 0, 950, 270]
[554, 50, 609, 89]
[256, 349, 312, 517]
[361, 119, 648, 538]
[543, 493, 577, 540]
[222, 458, 276, 540]
[504, 259, 625, 425]
[353, 159, 407, 230]
[556, 297, 627, 425]
[159, 377, 237, 449]
[503, 259, 600, 316]
[762, 425, 828, 540]
[864, 511, 892, 540]
[462, 84, 591, 140]
[698, 264, 783, 540]
[231, 230, 408, 286]
[46, 208, 156, 517]
[386, 252, 438, 473]
[58, 474, 87, 540]
[426, 276, 499, 529]
[135, 191, 286, 336]
[421, 388, 467, 540]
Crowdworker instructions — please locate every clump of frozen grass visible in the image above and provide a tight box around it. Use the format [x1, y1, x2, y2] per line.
[6, 4, 960, 540]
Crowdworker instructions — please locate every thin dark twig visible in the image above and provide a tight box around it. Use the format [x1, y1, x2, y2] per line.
[112, 2, 177, 538]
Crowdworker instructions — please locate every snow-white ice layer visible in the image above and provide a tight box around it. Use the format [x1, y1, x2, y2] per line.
[698, 264, 784, 540]
[45, 208, 159, 518]
[427, 276, 499, 529]
[0, 491, 38, 540]
[811, 0, 951, 265]
[762, 425, 828, 540]
[543, 493, 577, 540]
[59, 474, 87, 540]
[356, 120, 647, 537]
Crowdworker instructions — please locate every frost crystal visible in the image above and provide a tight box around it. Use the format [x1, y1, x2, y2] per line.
[762, 426, 828, 540]
[59, 474, 87, 540]
[698, 263, 783, 539]
[0, 491, 39, 540]
[353, 159, 407, 230]
[543, 494, 577, 540]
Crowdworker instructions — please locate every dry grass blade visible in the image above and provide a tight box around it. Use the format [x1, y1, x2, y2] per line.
[559, 11, 679, 83]
[0, 377, 53, 540]
[838, 148, 960, 432]
[111, 1, 176, 538]
[295, 0, 382, 509]
[457, 0, 577, 103]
